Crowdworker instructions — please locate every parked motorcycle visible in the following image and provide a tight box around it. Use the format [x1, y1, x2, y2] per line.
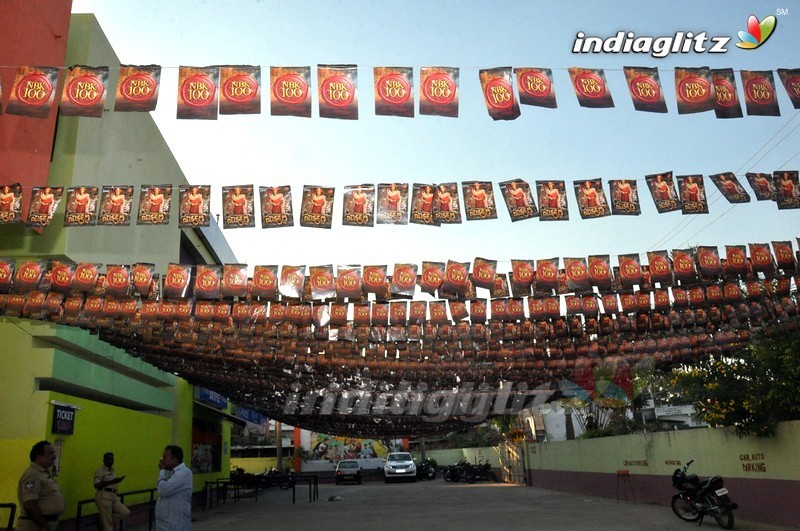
[471, 459, 499, 482]
[416, 458, 437, 480]
[671, 459, 737, 529]
[441, 459, 474, 483]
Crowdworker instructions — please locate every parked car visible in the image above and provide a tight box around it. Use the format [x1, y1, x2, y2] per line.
[335, 459, 362, 485]
[384, 452, 417, 483]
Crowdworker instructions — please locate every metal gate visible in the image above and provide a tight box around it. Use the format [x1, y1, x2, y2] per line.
[499, 442, 526, 485]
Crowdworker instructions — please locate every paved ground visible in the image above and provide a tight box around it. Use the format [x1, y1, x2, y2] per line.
[127, 478, 793, 531]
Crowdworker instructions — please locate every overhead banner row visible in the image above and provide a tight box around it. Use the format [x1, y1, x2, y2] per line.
[1, 65, 799, 121]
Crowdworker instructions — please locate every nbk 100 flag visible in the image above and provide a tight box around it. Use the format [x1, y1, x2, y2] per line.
[499, 179, 537, 222]
[270, 66, 311, 117]
[420, 67, 459, 118]
[515, 67, 556, 108]
[318, 65, 358, 120]
[709, 172, 750, 203]
[568, 67, 613, 108]
[7, 67, 60, 119]
[374, 67, 414, 118]
[608, 179, 640, 215]
[220, 65, 261, 115]
[777, 68, 800, 109]
[259, 185, 293, 228]
[623, 66, 667, 113]
[479, 67, 520, 121]
[711, 68, 743, 119]
[222, 185, 255, 228]
[177, 66, 219, 120]
[115, 65, 161, 112]
[677, 175, 709, 214]
[60, 66, 109, 118]
[675, 67, 714, 114]
[741, 70, 780, 116]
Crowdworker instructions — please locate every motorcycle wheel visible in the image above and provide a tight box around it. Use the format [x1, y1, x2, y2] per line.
[712, 507, 734, 529]
[426, 468, 436, 480]
[671, 496, 701, 522]
[442, 469, 451, 482]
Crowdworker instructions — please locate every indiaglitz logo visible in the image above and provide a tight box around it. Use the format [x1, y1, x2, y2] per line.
[181, 74, 216, 107]
[736, 14, 777, 49]
[378, 73, 411, 105]
[17, 73, 53, 105]
[274, 74, 308, 105]
[321, 75, 354, 107]
[66, 74, 104, 106]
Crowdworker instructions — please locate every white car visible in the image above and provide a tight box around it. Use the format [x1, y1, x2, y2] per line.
[384, 452, 417, 482]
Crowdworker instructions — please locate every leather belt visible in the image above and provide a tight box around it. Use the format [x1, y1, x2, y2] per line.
[19, 515, 59, 522]
[100, 488, 117, 493]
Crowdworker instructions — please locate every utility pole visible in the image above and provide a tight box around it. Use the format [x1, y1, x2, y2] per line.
[275, 420, 284, 473]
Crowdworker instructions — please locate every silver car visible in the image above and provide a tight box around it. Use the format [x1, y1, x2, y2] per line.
[384, 452, 417, 482]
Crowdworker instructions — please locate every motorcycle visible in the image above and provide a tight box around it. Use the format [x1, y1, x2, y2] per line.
[416, 458, 437, 480]
[441, 459, 474, 483]
[671, 459, 737, 529]
[471, 459, 499, 482]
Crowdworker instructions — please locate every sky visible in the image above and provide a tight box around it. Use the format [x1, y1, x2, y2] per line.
[70, 0, 800, 276]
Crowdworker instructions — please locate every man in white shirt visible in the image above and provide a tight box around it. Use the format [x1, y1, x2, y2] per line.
[155, 445, 193, 531]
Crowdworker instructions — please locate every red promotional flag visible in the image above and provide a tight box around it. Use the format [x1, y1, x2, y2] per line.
[308, 265, 335, 301]
[270, 66, 311, 117]
[137, 184, 172, 226]
[675, 67, 714, 114]
[420, 67, 459, 117]
[279, 265, 306, 299]
[335, 265, 362, 300]
[608, 179, 641, 215]
[64, 186, 99, 227]
[98, 185, 134, 226]
[26, 186, 63, 228]
[177, 66, 219, 120]
[259, 185, 293, 228]
[377, 182, 408, 225]
[677, 174, 709, 214]
[178, 185, 211, 228]
[515, 67, 557, 108]
[390, 263, 417, 298]
[749, 243, 775, 275]
[479, 67, 520, 121]
[195, 265, 222, 300]
[471, 257, 496, 290]
[588, 255, 612, 289]
[299, 185, 334, 229]
[0, 184, 23, 224]
[645, 171, 681, 213]
[535, 258, 559, 293]
[536, 180, 569, 220]
[342, 184, 374, 227]
[7, 66, 60, 119]
[564, 257, 590, 291]
[462, 181, 497, 221]
[318, 64, 358, 120]
[672, 249, 697, 283]
[771, 241, 796, 271]
[724, 245, 748, 276]
[419, 262, 444, 296]
[777, 68, 800, 109]
[499, 179, 537, 222]
[745, 172, 776, 201]
[623, 66, 667, 113]
[696, 246, 722, 278]
[709, 172, 750, 203]
[774, 170, 800, 210]
[433, 183, 461, 224]
[115, 65, 161, 112]
[409, 183, 437, 226]
[222, 185, 255, 229]
[219, 65, 261, 115]
[617, 253, 643, 288]
[443, 260, 470, 296]
[568, 67, 614, 108]
[710, 68, 743, 119]
[374, 66, 413, 117]
[60, 65, 108, 118]
[574, 179, 610, 219]
[741, 70, 780, 116]
[510, 259, 535, 296]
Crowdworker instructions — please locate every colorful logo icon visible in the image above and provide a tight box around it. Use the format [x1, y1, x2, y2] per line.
[736, 14, 777, 49]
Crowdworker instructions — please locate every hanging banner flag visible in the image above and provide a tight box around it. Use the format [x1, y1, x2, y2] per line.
[741, 70, 780, 116]
[219, 65, 261, 115]
[471, 257, 497, 290]
[279, 265, 306, 299]
[270, 66, 311, 117]
[749, 243, 775, 275]
[772, 241, 796, 271]
[646, 250, 673, 286]
[777, 68, 800, 109]
[514, 67, 556, 108]
[300, 185, 334, 228]
[433, 183, 461, 224]
[374, 66, 414, 117]
[177, 185, 210, 228]
[222, 185, 255, 228]
[318, 64, 358, 120]
[645, 171, 681, 213]
[710, 68, 743, 119]
[774, 170, 800, 210]
[176, 66, 219, 120]
[194, 264, 222, 300]
[608, 179, 640, 215]
[63, 186, 99, 227]
[6, 66, 60, 119]
[309, 265, 335, 301]
[462, 181, 497, 221]
[587, 255, 612, 289]
[98, 185, 134, 226]
[251, 265, 278, 300]
[419, 261, 444, 295]
[574, 179, 610, 219]
[420, 66, 459, 118]
[499, 179, 537, 222]
[115, 65, 161, 112]
[697, 246, 722, 278]
[390, 263, 417, 298]
[623, 66, 667, 113]
[26, 186, 63, 227]
[0, 183, 24, 224]
[137, 184, 172, 225]
[479, 67, 520, 121]
[536, 180, 569, 220]
[617, 253, 643, 288]
[564, 257, 590, 291]
[724, 245, 748, 276]
[535, 258, 559, 293]
[335, 265, 362, 299]
[677, 174, 709, 214]
[672, 249, 697, 283]
[568, 67, 614, 108]
[409, 183, 437, 226]
[709, 172, 750, 203]
[342, 184, 374, 227]
[259, 185, 293, 228]
[745, 172, 776, 201]
[377, 183, 408, 225]
[60, 65, 108, 118]
[675, 67, 714, 114]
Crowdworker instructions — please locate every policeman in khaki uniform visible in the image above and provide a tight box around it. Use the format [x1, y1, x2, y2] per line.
[93, 452, 130, 531]
[17, 441, 65, 531]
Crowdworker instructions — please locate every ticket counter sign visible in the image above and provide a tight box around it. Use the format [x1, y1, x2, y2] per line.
[52, 404, 76, 435]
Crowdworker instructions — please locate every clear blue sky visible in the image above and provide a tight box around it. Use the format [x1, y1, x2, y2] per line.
[71, 0, 800, 274]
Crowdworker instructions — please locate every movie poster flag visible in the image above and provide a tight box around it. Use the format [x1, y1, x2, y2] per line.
[299, 185, 334, 228]
[318, 64, 358, 120]
[178, 185, 211, 228]
[608, 179, 640, 215]
[515, 67, 557, 108]
[568, 67, 614, 108]
[677, 174, 709, 214]
[377, 183, 408, 225]
[433, 182, 461, 224]
[0, 183, 24, 224]
[409, 183, 437, 226]
[219, 65, 261, 115]
[498, 179, 537, 221]
[536, 180, 569, 221]
[115, 65, 161, 112]
[64, 186, 99, 227]
[674, 67, 715, 114]
[479, 67, 520, 121]
[176, 66, 219, 120]
[709, 172, 750, 203]
[270, 67, 311, 118]
[374, 67, 414, 118]
[462, 181, 497, 221]
[98, 185, 134, 226]
[711, 68, 743, 119]
[774, 170, 800, 210]
[137, 184, 172, 225]
[6, 67, 60, 119]
[26, 186, 63, 227]
[59, 66, 109, 118]
[745, 172, 776, 201]
[741, 70, 780, 116]
[777, 68, 800, 109]
[623, 66, 667, 113]
[342, 184, 375, 227]
[222, 185, 255, 229]
[259, 185, 293, 228]
[420, 67, 459, 118]
[645, 171, 681, 213]
[574, 179, 610, 219]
